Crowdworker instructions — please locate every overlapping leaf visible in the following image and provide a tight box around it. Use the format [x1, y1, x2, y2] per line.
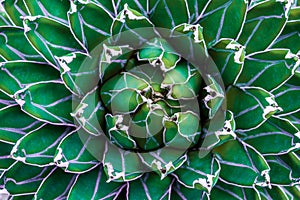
[68, 165, 125, 200]
[238, 0, 289, 54]
[238, 116, 300, 154]
[0, 105, 42, 144]
[34, 168, 77, 199]
[1, 0, 29, 26]
[0, 27, 43, 62]
[54, 128, 104, 173]
[200, 0, 247, 47]
[128, 172, 173, 200]
[11, 124, 72, 167]
[213, 140, 271, 187]
[227, 86, 282, 130]
[68, 1, 113, 51]
[23, 16, 84, 68]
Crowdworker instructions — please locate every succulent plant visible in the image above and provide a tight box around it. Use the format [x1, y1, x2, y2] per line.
[0, 0, 300, 199]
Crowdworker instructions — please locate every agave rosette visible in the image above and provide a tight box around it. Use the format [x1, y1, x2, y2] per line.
[0, 0, 300, 199]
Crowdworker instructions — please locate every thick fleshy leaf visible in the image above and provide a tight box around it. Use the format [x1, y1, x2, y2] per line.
[265, 152, 300, 186]
[209, 39, 245, 87]
[0, 92, 15, 110]
[23, 16, 84, 68]
[139, 149, 187, 179]
[238, 116, 300, 154]
[102, 142, 143, 182]
[15, 81, 73, 125]
[0, 9, 11, 26]
[173, 152, 220, 193]
[24, 0, 69, 24]
[68, 165, 124, 200]
[236, 49, 299, 91]
[11, 124, 72, 167]
[111, 4, 156, 47]
[257, 186, 289, 200]
[273, 74, 300, 116]
[149, 0, 189, 29]
[34, 168, 77, 199]
[200, 0, 247, 46]
[272, 7, 300, 54]
[68, 1, 113, 51]
[227, 86, 282, 131]
[171, 182, 208, 200]
[99, 44, 133, 83]
[210, 181, 261, 200]
[237, 0, 289, 54]
[0, 105, 42, 144]
[54, 128, 104, 173]
[0, 61, 60, 96]
[201, 110, 237, 150]
[0, 27, 43, 62]
[72, 87, 105, 135]
[128, 172, 173, 200]
[2, 162, 53, 196]
[213, 140, 271, 187]
[0, 141, 14, 170]
[2, 0, 29, 26]
[282, 185, 300, 200]
[162, 61, 202, 100]
[56, 52, 100, 96]
[202, 75, 225, 119]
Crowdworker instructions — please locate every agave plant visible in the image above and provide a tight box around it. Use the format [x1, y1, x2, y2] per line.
[0, 0, 300, 199]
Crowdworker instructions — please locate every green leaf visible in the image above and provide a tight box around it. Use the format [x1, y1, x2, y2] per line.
[2, 162, 53, 196]
[162, 61, 202, 100]
[111, 4, 156, 47]
[149, 0, 189, 29]
[15, 81, 73, 125]
[11, 124, 72, 167]
[227, 86, 282, 130]
[24, 0, 69, 25]
[281, 186, 300, 200]
[237, 0, 289, 54]
[72, 86, 105, 135]
[23, 16, 84, 68]
[265, 152, 300, 186]
[68, 165, 124, 200]
[209, 39, 245, 87]
[139, 148, 187, 179]
[2, 0, 29, 26]
[0, 105, 42, 144]
[273, 75, 300, 116]
[238, 116, 300, 154]
[210, 181, 261, 200]
[201, 110, 237, 150]
[54, 128, 104, 173]
[0, 10, 12, 26]
[272, 7, 300, 54]
[171, 182, 208, 200]
[34, 168, 77, 200]
[202, 75, 225, 119]
[0, 141, 15, 170]
[56, 52, 100, 96]
[0, 61, 60, 96]
[0, 27, 43, 62]
[257, 186, 289, 200]
[0, 91, 15, 110]
[236, 49, 299, 91]
[103, 142, 143, 182]
[200, 0, 247, 47]
[213, 140, 270, 187]
[128, 172, 173, 200]
[68, 1, 113, 51]
[173, 152, 220, 193]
